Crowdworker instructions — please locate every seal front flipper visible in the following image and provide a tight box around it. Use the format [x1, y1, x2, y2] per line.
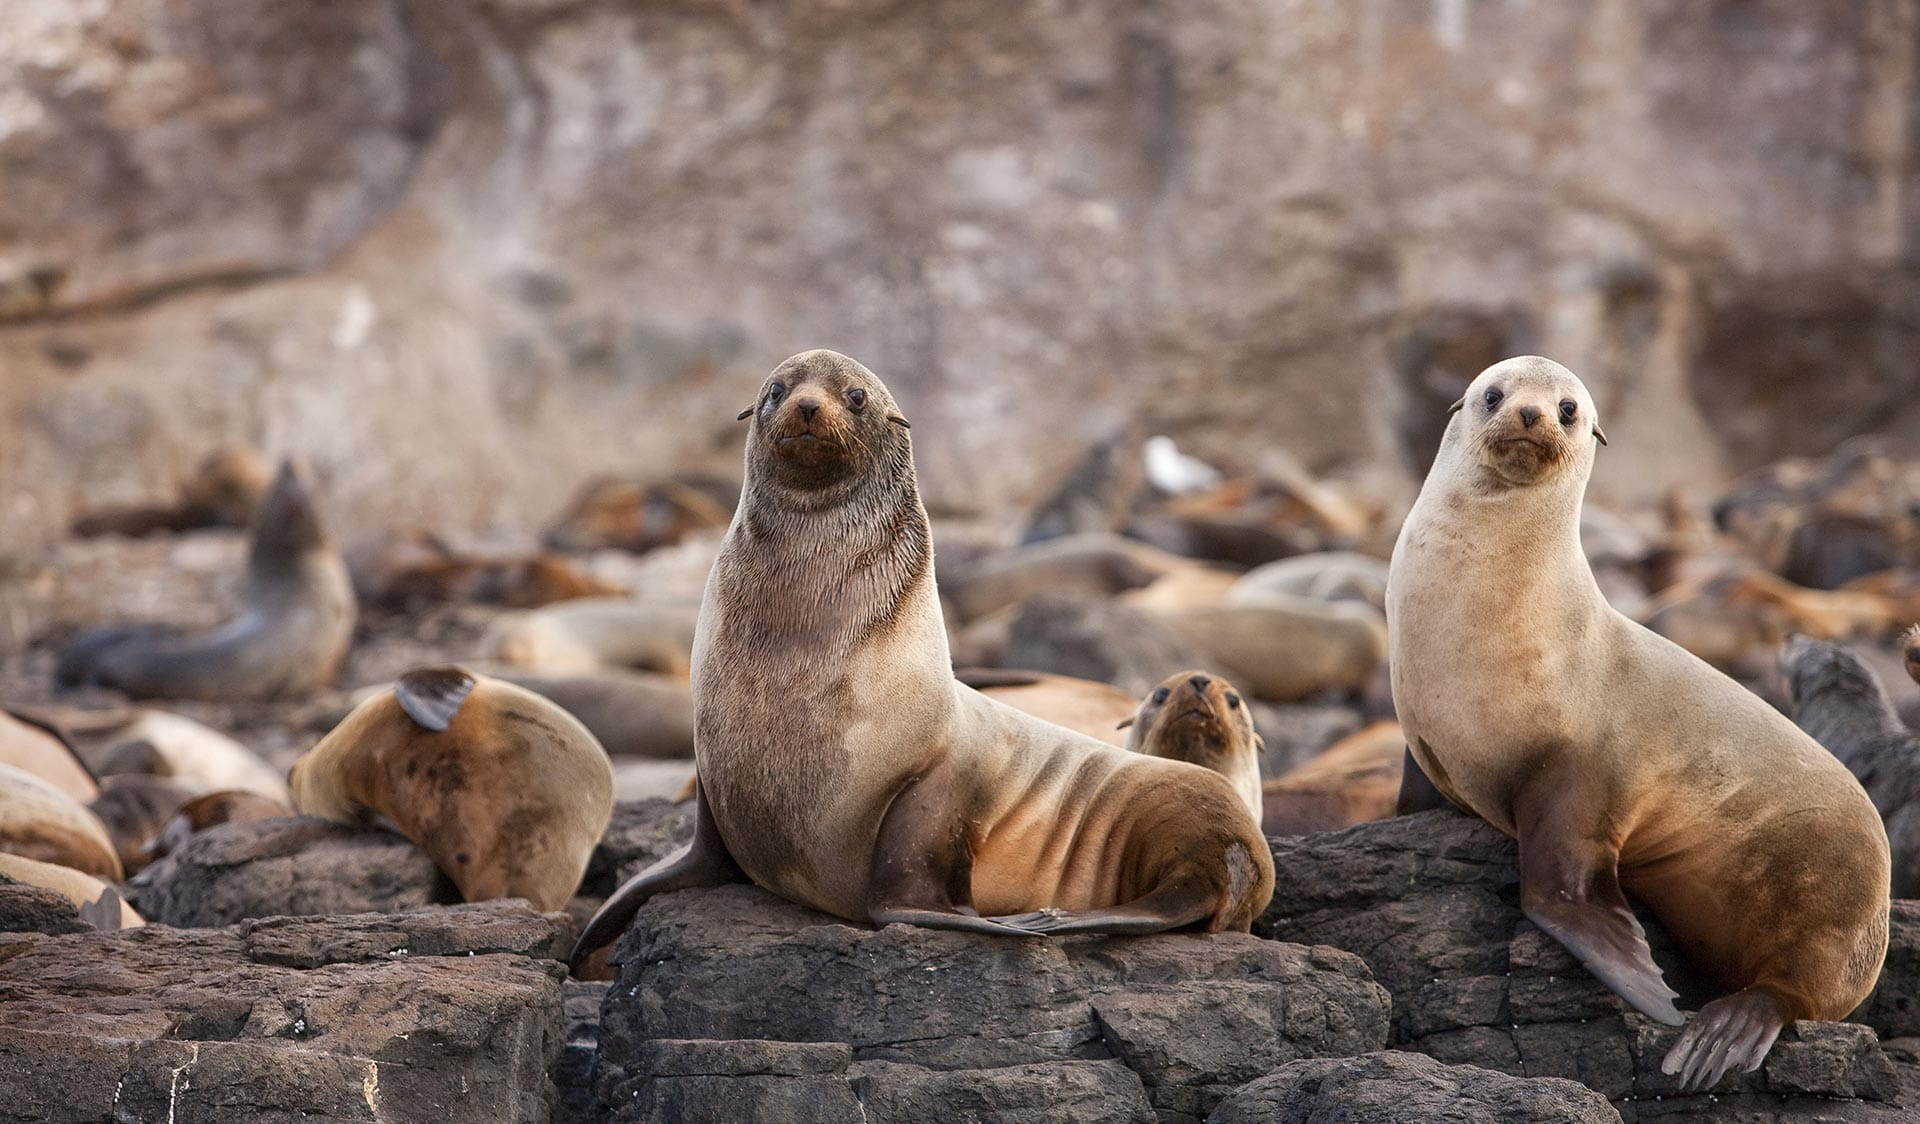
[568, 784, 745, 974]
[394, 666, 477, 731]
[866, 767, 1034, 938]
[1394, 745, 1457, 815]
[1661, 986, 1788, 1092]
[1515, 777, 1682, 1026]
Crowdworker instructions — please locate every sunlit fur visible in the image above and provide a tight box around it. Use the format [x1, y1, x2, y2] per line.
[1125, 670, 1263, 823]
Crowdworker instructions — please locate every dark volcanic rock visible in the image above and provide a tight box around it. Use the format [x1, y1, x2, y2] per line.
[1856, 900, 1920, 1038]
[127, 815, 457, 927]
[1258, 812, 1904, 1120]
[595, 885, 1390, 1124]
[0, 902, 566, 1124]
[0, 873, 92, 935]
[1208, 1050, 1622, 1123]
[582, 797, 695, 895]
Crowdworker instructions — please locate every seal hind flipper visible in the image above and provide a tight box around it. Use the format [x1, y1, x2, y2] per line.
[569, 784, 745, 974]
[78, 886, 125, 932]
[866, 766, 1038, 938]
[1394, 746, 1457, 815]
[988, 876, 1217, 936]
[1516, 779, 1683, 1026]
[394, 667, 478, 732]
[1661, 987, 1788, 1092]
[54, 625, 178, 688]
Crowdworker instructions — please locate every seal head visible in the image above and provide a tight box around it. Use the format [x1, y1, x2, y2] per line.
[1447, 356, 1606, 491]
[742, 349, 911, 495]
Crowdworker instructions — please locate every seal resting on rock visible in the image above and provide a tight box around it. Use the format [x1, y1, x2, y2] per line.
[572, 350, 1272, 972]
[55, 459, 356, 701]
[0, 853, 142, 930]
[0, 762, 123, 881]
[1120, 670, 1263, 824]
[290, 666, 614, 911]
[1389, 356, 1889, 1092]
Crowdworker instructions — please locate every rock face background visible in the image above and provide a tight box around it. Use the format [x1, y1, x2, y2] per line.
[2, 0, 1917, 553]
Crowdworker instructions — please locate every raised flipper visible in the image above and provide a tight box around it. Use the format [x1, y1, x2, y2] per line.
[1515, 772, 1683, 1027]
[867, 765, 1035, 937]
[1661, 986, 1788, 1092]
[394, 666, 477, 731]
[1394, 745, 1457, 815]
[569, 783, 746, 974]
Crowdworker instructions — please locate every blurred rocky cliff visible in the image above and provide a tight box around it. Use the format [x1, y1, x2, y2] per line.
[3, 0, 1917, 552]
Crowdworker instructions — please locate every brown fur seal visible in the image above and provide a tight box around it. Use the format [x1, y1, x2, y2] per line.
[954, 669, 1137, 746]
[572, 351, 1272, 971]
[140, 789, 293, 866]
[1781, 635, 1920, 897]
[1120, 670, 1263, 823]
[485, 597, 700, 678]
[0, 853, 143, 930]
[70, 445, 270, 539]
[543, 474, 738, 554]
[1261, 720, 1402, 836]
[89, 773, 193, 874]
[0, 763, 123, 880]
[56, 459, 357, 701]
[939, 533, 1189, 623]
[1390, 356, 1889, 1091]
[290, 666, 614, 911]
[352, 534, 628, 610]
[0, 708, 97, 803]
[1156, 597, 1387, 702]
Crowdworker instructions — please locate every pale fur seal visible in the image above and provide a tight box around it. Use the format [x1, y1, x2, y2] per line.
[291, 666, 614, 911]
[1261, 720, 1402, 836]
[48, 707, 291, 803]
[1156, 597, 1387, 702]
[485, 597, 700, 678]
[1120, 670, 1263, 823]
[0, 853, 143, 930]
[1389, 356, 1889, 1091]
[0, 762, 123, 880]
[955, 669, 1138, 746]
[0, 708, 97, 803]
[939, 533, 1189, 623]
[572, 351, 1272, 971]
[1781, 635, 1920, 897]
[56, 459, 357, 701]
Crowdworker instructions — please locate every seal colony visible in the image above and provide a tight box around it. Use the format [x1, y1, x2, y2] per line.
[572, 350, 1273, 969]
[1389, 356, 1890, 1091]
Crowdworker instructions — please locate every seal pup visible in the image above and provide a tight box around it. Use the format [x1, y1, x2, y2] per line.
[290, 666, 614, 911]
[1389, 356, 1889, 1092]
[56, 459, 357, 701]
[0, 853, 143, 930]
[0, 708, 98, 803]
[572, 350, 1272, 971]
[955, 669, 1138, 746]
[1781, 635, 1920, 897]
[1120, 670, 1263, 823]
[0, 762, 123, 880]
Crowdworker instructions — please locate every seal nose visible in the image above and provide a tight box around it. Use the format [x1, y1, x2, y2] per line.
[1519, 405, 1541, 428]
[1188, 674, 1210, 692]
[797, 398, 820, 421]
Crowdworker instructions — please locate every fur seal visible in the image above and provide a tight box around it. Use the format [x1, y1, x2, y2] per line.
[1120, 670, 1263, 823]
[47, 707, 291, 803]
[1906, 624, 1920, 686]
[70, 445, 269, 539]
[89, 773, 193, 874]
[938, 533, 1188, 623]
[485, 597, 700, 678]
[543, 475, 738, 554]
[1228, 551, 1391, 613]
[1389, 355, 1889, 1091]
[0, 853, 143, 930]
[954, 669, 1138, 746]
[1260, 720, 1402, 836]
[1156, 597, 1387, 702]
[0, 708, 97, 803]
[1781, 635, 1920, 897]
[290, 666, 614, 911]
[140, 789, 293, 866]
[56, 459, 357, 701]
[572, 350, 1272, 971]
[352, 535, 627, 610]
[0, 762, 123, 880]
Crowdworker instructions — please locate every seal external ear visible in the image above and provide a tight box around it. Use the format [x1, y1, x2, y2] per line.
[1514, 763, 1683, 1028]
[1115, 717, 1135, 730]
[1593, 424, 1609, 447]
[736, 407, 754, 421]
[79, 886, 125, 932]
[394, 667, 478, 732]
[887, 414, 911, 429]
[1446, 397, 1465, 416]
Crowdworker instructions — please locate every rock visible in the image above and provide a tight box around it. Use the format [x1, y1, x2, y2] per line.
[1207, 1050, 1621, 1123]
[127, 815, 456, 927]
[1002, 594, 1214, 697]
[0, 873, 91, 935]
[582, 797, 694, 895]
[0, 901, 566, 1124]
[558, 981, 610, 1124]
[1855, 900, 1920, 1038]
[593, 884, 1389, 1123]
[1257, 812, 1904, 1119]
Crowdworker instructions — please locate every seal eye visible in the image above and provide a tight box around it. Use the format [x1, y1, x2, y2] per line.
[1559, 399, 1578, 425]
[847, 388, 867, 411]
[1226, 693, 1241, 710]
[1151, 687, 1170, 705]
[766, 380, 786, 404]
[1483, 387, 1504, 410]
